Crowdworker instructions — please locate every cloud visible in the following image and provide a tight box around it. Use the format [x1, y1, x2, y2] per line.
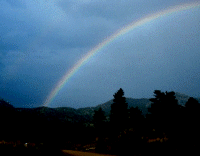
[0, 0, 199, 107]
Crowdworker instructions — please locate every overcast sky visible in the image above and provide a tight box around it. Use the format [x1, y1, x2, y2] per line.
[0, 0, 200, 108]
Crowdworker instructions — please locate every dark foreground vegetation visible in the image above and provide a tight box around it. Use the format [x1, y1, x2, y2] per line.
[0, 89, 200, 155]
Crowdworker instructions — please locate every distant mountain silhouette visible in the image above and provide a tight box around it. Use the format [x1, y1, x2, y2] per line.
[77, 92, 200, 117]
[16, 106, 92, 124]
[93, 98, 151, 116]
[175, 92, 199, 106]
[1, 92, 199, 124]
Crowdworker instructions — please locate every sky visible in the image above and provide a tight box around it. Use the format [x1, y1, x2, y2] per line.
[0, 0, 200, 108]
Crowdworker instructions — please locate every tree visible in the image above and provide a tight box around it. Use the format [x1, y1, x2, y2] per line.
[185, 97, 200, 124]
[148, 90, 179, 117]
[185, 97, 200, 109]
[110, 88, 128, 132]
[184, 97, 200, 143]
[93, 107, 107, 153]
[148, 90, 180, 136]
[93, 107, 106, 135]
[108, 88, 129, 154]
[128, 106, 144, 129]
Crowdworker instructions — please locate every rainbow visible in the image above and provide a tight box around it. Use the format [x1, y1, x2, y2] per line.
[42, 2, 200, 107]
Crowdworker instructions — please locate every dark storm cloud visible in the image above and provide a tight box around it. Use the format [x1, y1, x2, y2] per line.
[0, 0, 199, 107]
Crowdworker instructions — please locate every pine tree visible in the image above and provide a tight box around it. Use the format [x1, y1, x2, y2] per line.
[185, 97, 200, 143]
[148, 90, 181, 138]
[110, 88, 128, 132]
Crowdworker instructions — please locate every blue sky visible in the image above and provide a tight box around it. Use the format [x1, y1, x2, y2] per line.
[0, 0, 200, 108]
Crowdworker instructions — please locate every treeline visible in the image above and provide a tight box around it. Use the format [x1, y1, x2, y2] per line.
[0, 99, 94, 153]
[92, 89, 200, 155]
[0, 89, 200, 155]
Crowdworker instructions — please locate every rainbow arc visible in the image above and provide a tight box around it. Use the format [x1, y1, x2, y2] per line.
[43, 2, 200, 107]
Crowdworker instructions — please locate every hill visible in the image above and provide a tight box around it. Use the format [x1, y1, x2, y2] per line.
[92, 98, 150, 116]
[76, 92, 200, 118]
[1, 92, 200, 124]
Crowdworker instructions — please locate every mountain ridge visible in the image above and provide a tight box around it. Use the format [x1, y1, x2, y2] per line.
[76, 92, 200, 117]
[1, 92, 200, 124]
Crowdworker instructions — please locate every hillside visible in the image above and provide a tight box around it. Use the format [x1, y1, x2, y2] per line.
[1, 92, 200, 124]
[92, 98, 151, 116]
[78, 92, 200, 117]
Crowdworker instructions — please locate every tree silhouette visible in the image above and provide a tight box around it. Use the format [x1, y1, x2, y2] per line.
[110, 88, 128, 132]
[93, 107, 107, 153]
[93, 107, 106, 135]
[128, 106, 144, 129]
[148, 90, 180, 137]
[184, 97, 200, 144]
[185, 97, 200, 125]
[185, 97, 200, 109]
